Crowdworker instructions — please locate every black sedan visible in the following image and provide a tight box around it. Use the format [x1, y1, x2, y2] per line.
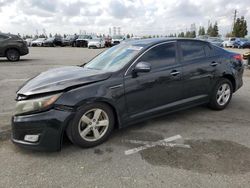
[12, 38, 244, 151]
[43, 37, 63, 47]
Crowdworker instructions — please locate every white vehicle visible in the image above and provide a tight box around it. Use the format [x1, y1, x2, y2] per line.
[88, 38, 105, 48]
[25, 38, 34, 47]
[222, 37, 236, 48]
[111, 35, 125, 46]
[31, 38, 46, 47]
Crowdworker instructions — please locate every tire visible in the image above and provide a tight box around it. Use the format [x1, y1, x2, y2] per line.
[6, 49, 20, 62]
[66, 103, 115, 148]
[209, 78, 233, 110]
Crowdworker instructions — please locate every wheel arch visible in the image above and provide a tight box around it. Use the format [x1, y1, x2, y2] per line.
[222, 74, 236, 92]
[4, 47, 20, 56]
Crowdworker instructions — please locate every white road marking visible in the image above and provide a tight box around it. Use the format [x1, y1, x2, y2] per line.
[124, 135, 190, 155]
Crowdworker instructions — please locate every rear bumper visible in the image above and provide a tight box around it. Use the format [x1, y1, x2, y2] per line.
[11, 109, 74, 151]
[234, 67, 244, 91]
[20, 47, 29, 56]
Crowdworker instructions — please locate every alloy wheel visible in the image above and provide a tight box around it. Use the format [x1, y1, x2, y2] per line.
[78, 108, 109, 142]
[216, 83, 231, 106]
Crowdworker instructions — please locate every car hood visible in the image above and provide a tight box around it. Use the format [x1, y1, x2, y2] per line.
[89, 41, 100, 44]
[44, 40, 53, 43]
[32, 41, 43, 43]
[17, 66, 112, 96]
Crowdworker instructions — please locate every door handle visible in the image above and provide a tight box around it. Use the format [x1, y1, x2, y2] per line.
[210, 62, 218, 67]
[170, 70, 180, 76]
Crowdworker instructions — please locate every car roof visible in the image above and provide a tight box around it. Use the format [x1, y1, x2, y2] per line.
[126, 38, 209, 47]
[0, 33, 19, 37]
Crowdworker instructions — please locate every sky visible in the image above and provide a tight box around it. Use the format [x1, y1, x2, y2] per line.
[0, 0, 249, 37]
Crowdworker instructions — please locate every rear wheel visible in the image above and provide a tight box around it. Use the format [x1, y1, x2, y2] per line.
[66, 103, 115, 148]
[6, 49, 20, 62]
[209, 78, 233, 110]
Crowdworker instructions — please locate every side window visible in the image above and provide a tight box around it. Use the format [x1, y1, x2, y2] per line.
[138, 43, 176, 69]
[204, 44, 225, 57]
[0, 35, 8, 41]
[180, 41, 206, 62]
[204, 44, 214, 57]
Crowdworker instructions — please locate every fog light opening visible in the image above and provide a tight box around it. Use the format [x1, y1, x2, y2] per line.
[24, 135, 39, 142]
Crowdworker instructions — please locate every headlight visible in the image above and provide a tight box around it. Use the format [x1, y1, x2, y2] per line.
[15, 93, 61, 115]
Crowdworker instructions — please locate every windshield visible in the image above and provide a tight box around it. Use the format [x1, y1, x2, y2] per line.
[85, 44, 143, 72]
[36, 38, 45, 41]
[208, 38, 222, 42]
[78, 35, 92, 39]
[66, 35, 74, 39]
[90, 39, 101, 42]
[113, 35, 123, 39]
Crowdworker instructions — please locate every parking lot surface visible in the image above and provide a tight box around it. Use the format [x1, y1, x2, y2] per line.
[0, 47, 250, 187]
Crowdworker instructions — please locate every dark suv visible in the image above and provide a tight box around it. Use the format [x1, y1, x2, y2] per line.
[12, 38, 244, 151]
[0, 33, 29, 61]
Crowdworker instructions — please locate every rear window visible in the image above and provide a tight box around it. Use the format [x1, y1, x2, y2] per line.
[180, 41, 206, 61]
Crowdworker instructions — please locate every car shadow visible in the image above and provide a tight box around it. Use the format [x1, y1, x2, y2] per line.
[0, 59, 40, 63]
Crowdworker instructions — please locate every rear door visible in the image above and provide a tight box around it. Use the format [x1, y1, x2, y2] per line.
[124, 42, 183, 118]
[179, 41, 218, 101]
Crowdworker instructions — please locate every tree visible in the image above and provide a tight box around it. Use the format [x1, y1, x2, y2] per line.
[198, 26, 206, 36]
[39, 34, 46, 38]
[211, 22, 219, 37]
[207, 22, 219, 37]
[49, 33, 52, 38]
[207, 24, 213, 36]
[232, 16, 248, 37]
[191, 31, 196, 38]
[178, 32, 185, 38]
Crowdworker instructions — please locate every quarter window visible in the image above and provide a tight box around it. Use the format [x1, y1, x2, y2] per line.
[138, 43, 176, 69]
[180, 41, 206, 61]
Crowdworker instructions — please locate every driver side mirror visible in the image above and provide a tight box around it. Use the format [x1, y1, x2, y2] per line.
[132, 61, 151, 77]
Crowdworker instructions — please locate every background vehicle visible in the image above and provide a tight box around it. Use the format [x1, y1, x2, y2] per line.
[25, 38, 33, 47]
[0, 33, 29, 61]
[88, 38, 105, 48]
[222, 37, 236, 48]
[43, 37, 63, 47]
[233, 38, 250, 49]
[104, 36, 112, 47]
[12, 38, 244, 151]
[111, 35, 125, 46]
[76, 35, 94, 47]
[207, 37, 223, 47]
[31, 38, 46, 47]
[62, 35, 78, 47]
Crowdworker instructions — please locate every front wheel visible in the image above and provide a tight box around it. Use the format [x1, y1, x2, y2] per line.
[66, 103, 115, 148]
[209, 79, 233, 110]
[6, 49, 20, 62]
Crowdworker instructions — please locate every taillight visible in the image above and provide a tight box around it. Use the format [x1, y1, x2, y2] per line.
[233, 54, 242, 61]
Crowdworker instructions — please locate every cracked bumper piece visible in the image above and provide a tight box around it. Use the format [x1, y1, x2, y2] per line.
[11, 109, 74, 151]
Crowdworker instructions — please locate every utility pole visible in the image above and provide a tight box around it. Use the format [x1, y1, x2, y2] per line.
[232, 9, 237, 33]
